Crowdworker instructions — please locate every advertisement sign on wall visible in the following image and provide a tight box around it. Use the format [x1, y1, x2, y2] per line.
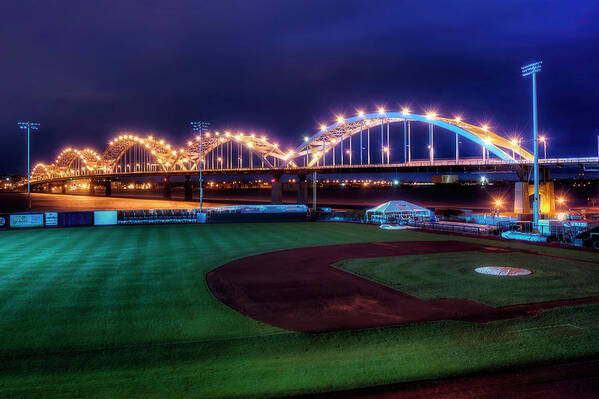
[10, 213, 44, 228]
[45, 212, 58, 227]
[93, 210, 118, 226]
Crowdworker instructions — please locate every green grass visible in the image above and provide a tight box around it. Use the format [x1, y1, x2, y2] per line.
[0, 222, 598, 398]
[335, 251, 599, 306]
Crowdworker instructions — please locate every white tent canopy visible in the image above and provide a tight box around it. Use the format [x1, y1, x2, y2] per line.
[366, 200, 431, 224]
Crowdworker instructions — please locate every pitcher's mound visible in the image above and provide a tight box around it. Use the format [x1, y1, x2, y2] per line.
[475, 266, 532, 276]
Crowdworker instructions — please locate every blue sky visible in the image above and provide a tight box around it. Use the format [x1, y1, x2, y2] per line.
[1, 0, 598, 173]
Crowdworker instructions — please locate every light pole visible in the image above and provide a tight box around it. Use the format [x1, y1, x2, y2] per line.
[521, 61, 542, 227]
[378, 108, 385, 164]
[190, 121, 210, 212]
[18, 121, 40, 209]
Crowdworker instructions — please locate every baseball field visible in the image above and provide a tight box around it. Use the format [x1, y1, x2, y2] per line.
[1, 222, 598, 398]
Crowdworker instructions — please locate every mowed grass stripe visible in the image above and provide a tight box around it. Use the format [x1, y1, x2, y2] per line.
[1, 223, 418, 353]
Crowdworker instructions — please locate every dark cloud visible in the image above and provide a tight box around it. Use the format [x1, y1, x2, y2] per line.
[1, 0, 598, 173]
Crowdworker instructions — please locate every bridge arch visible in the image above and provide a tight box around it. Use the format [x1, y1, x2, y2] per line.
[178, 131, 293, 170]
[102, 134, 180, 173]
[51, 148, 102, 176]
[32, 163, 53, 180]
[291, 112, 533, 167]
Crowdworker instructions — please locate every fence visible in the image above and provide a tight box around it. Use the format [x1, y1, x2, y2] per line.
[409, 221, 497, 236]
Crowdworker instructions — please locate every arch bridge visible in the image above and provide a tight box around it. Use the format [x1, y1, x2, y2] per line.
[29, 107, 594, 212]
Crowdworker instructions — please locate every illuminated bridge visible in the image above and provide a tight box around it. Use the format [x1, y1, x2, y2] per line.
[30, 108, 598, 212]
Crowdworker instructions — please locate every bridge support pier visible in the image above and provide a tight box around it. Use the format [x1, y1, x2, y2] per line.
[89, 179, 95, 195]
[514, 181, 555, 216]
[271, 174, 283, 204]
[105, 179, 112, 196]
[184, 175, 193, 201]
[61, 183, 66, 194]
[297, 174, 308, 204]
[163, 176, 171, 199]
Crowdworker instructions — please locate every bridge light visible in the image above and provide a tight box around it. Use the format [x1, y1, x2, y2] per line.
[337, 116, 344, 123]
[539, 135, 546, 142]
[274, 143, 278, 148]
[225, 131, 231, 137]
[320, 124, 327, 131]
[195, 136, 201, 141]
[557, 196, 565, 205]
[358, 110, 365, 117]
[261, 135, 266, 141]
[484, 137, 491, 145]
[426, 112, 437, 119]
[148, 136, 153, 140]
[454, 116, 462, 123]
[216, 131, 220, 136]
[401, 108, 410, 115]
[159, 139, 164, 144]
[187, 141, 192, 146]
[377, 107, 385, 114]
[250, 133, 255, 138]
[481, 124, 488, 131]
[495, 199, 502, 207]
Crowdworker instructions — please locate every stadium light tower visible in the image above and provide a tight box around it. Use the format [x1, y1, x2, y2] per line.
[18, 121, 40, 209]
[521, 61, 542, 228]
[190, 121, 211, 211]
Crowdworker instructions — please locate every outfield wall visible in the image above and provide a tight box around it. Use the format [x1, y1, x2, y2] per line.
[0, 205, 309, 230]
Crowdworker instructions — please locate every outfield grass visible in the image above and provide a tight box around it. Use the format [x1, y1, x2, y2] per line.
[335, 251, 599, 306]
[0, 223, 598, 398]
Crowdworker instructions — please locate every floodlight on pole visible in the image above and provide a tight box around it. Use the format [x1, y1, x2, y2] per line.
[18, 121, 40, 209]
[521, 61, 542, 228]
[190, 121, 211, 212]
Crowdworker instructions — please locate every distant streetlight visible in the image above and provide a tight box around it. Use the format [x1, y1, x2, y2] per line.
[495, 199, 502, 213]
[521, 61, 542, 227]
[17, 121, 40, 209]
[190, 121, 211, 211]
[493, 198, 503, 224]
[539, 135, 547, 159]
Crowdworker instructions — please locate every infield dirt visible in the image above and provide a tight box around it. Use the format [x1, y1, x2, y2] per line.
[207, 241, 599, 332]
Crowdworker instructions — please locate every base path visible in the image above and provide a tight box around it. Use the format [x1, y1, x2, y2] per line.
[206, 241, 599, 332]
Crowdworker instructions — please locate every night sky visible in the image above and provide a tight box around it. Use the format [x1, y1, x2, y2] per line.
[2, 1, 598, 174]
